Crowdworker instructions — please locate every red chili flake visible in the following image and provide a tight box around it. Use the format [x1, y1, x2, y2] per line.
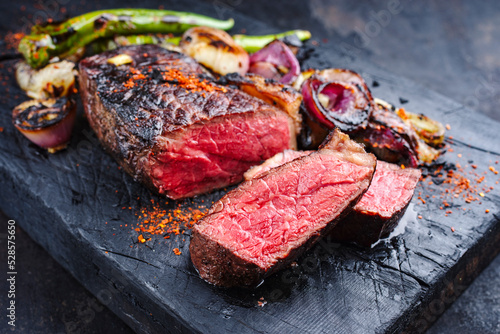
[446, 124, 451, 130]
[451, 227, 455, 232]
[173, 248, 181, 255]
[489, 166, 498, 174]
[418, 215, 423, 219]
[138, 235, 146, 243]
[485, 209, 490, 213]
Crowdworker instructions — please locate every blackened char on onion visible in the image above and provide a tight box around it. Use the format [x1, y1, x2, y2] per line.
[301, 68, 374, 134]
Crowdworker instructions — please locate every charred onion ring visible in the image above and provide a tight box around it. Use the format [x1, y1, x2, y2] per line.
[301, 69, 373, 133]
[12, 97, 76, 153]
[248, 40, 300, 84]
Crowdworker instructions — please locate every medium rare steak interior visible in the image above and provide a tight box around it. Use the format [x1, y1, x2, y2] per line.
[330, 160, 421, 246]
[246, 152, 421, 247]
[78, 45, 296, 199]
[190, 129, 376, 287]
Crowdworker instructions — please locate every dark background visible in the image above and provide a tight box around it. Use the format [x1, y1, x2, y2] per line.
[1, 0, 499, 333]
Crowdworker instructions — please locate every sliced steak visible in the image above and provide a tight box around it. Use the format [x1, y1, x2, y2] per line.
[190, 129, 376, 287]
[330, 160, 421, 246]
[247, 152, 422, 247]
[243, 149, 313, 180]
[78, 45, 296, 199]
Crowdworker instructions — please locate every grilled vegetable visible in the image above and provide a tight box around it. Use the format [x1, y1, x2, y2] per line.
[233, 29, 311, 53]
[354, 101, 440, 166]
[90, 34, 182, 54]
[396, 107, 445, 146]
[301, 69, 373, 133]
[12, 97, 76, 153]
[248, 40, 300, 84]
[15, 60, 76, 99]
[18, 9, 235, 68]
[374, 98, 445, 147]
[180, 27, 249, 75]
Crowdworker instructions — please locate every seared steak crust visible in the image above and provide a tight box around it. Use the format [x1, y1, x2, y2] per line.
[79, 45, 295, 199]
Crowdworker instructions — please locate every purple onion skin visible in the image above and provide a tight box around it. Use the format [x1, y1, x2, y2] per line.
[248, 40, 300, 84]
[355, 123, 419, 168]
[301, 78, 335, 128]
[301, 77, 371, 133]
[248, 61, 281, 81]
[12, 97, 76, 151]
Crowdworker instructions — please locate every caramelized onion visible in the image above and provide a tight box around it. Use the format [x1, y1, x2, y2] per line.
[301, 74, 372, 133]
[248, 40, 300, 84]
[12, 97, 76, 153]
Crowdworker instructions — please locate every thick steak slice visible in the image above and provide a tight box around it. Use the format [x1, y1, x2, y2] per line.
[190, 129, 376, 287]
[78, 45, 296, 199]
[246, 153, 422, 247]
[330, 161, 421, 246]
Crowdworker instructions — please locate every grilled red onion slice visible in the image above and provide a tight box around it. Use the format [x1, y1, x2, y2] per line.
[301, 74, 372, 133]
[248, 40, 300, 84]
[248, 61, 281, 81]
[12, 97, 76, 153]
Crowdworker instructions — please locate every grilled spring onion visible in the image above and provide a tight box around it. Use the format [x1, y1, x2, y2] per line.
[233, 29, 311, 53]
[12, 97, 76, 153]
[18, 9, 235, 68]
[90, 34, 182, 54]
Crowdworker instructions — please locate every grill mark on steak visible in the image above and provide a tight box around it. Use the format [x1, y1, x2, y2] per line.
[190, 129, 376, 287]
[79, 45, 295, 199]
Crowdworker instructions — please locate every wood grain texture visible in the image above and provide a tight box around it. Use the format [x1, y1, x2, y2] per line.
[0, 1, 499, 333]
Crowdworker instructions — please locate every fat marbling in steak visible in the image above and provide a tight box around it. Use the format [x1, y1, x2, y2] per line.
[78, 45, 296, 199]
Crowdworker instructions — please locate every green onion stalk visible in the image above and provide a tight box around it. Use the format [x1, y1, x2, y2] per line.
[19, 9, 235, 68]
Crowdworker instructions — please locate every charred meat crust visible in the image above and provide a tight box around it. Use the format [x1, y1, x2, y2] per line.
[79, 45, 295, 198]
[222, 73, 302, 133]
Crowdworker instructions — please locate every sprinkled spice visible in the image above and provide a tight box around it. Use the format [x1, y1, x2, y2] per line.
[131, 199, 208, 244]
[173, 248, 182, 255]
[421, 143, 500, 219]
[451, 227, 455, 232]
[121, 66, 227, 96]
[1, 31, 24, 50]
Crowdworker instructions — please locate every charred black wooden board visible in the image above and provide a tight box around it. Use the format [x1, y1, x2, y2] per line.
[1, 1, 500, 333]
